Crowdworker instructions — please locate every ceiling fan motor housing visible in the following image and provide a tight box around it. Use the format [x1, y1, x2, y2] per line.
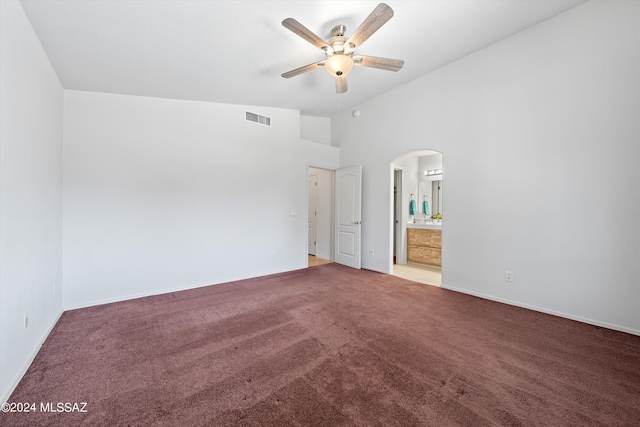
[324, 26, 355, 77]
[331, 24, 346, 37]
[327, 35, 347, 54]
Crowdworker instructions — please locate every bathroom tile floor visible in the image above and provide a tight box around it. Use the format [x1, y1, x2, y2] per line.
[393, 263, 442, 287]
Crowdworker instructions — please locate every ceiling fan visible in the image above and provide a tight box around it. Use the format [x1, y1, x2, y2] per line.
[281, 3, 404, 94]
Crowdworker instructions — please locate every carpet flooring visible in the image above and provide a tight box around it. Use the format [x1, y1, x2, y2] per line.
[2, 264, 639, 426]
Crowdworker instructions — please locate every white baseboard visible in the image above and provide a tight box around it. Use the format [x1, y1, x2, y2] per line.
[64, 266, 305, 311]
[442, 284, 640, 337]
[1, 309, 64, 405]
[362, 264, 392, 275]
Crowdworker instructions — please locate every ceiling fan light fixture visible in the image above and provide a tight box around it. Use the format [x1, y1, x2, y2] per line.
[325, 54, 354, 77]
[282, 3, 400, 93]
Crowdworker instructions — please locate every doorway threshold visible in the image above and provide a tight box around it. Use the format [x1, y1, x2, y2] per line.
[393, 263, 441, 287]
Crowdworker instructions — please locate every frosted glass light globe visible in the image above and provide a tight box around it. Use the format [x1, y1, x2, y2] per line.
[325, 54, 354, 77]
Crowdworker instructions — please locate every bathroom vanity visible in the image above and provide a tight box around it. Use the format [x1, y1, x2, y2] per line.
[407, 224, 442, 267]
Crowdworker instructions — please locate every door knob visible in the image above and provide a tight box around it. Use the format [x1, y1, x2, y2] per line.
[353, 221, 361, 225]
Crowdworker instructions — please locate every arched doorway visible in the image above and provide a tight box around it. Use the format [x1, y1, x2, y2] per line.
[390, 149, 443, 287]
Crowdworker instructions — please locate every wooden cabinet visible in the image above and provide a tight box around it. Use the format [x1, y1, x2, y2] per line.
[407, 228, 442, 267]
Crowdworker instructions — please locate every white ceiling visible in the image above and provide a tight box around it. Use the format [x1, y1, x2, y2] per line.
[20, 0, 586, 117]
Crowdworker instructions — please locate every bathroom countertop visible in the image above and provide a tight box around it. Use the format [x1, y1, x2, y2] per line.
[407, 222, 442, 230]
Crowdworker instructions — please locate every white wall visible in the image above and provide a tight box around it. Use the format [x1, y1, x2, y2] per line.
[63, 91, 339, 309]
[300, 115, 332, 146]
[0, 0, 64, 403]
[333, 1, 640, 334]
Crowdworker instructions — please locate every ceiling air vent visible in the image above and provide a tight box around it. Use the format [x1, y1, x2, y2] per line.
[245, 111, 271, 127]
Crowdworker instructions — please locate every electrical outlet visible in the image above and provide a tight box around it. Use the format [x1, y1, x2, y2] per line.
[271, 251, 276, 259]
[505, 271, 514, 282]
[24, 312, 29, 329]
[369, 249, 374, 256]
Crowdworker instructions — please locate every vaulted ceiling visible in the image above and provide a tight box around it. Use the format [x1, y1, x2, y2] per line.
[20, 0, 585, 117]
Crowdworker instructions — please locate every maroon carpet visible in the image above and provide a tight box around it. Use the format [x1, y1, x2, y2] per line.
[2, 264, 639, 426]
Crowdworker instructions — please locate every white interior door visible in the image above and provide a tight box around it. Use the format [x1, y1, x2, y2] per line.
[334, 165, 362, 269]
[308, 174, 317, 255]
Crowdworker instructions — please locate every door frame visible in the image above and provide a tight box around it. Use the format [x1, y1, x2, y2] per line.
[307, 173, 318, 256]
[306, 165, 336, 266]
[393, 168, 404, 266]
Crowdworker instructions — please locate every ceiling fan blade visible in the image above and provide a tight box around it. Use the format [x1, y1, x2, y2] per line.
[347, 3, 394, 48]
[282, 18, 330, 50]
[281, 61, 325, 79]
[336, 75, 348, 94]
[354, 55, 404, 72]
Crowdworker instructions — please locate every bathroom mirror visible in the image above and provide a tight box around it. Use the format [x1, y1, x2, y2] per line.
[432, 179, 442, 216]
[418, 179, 442, 217]
[417, 152, 443, 218]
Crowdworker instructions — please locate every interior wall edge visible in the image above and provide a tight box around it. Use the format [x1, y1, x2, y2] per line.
[63, 266, 307, 312]
[0, 310, 64, 405]
[443, 284, 640, 337]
